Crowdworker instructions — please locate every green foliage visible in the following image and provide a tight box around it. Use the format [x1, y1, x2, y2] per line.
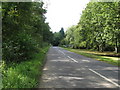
[2, 2, 53, 62]
[59, 27, 65, 40]
[52, 28, 65, 46]
[2, 2, 53, 88]
[3, 33, 38, 62]
[2, 46, 50, 88]
[63, 2, 120, 53]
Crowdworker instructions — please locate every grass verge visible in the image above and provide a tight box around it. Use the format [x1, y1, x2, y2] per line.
[63, 47, 120, 67]
[1, 46, 50, 88]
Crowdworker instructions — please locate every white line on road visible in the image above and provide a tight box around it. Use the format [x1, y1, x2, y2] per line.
[58, 50, 78, 63]
[58, 50, 66, 56]
[89, 69, 120, 88]
[67, 56, 78, 63]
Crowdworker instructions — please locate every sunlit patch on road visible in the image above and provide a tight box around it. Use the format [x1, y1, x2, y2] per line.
[51, 59, 70, 62]
[82, 60, 90, 62]
[58, 76, 84, 80]
[58, 57, 62, 58]
[43, 67, 49, 71]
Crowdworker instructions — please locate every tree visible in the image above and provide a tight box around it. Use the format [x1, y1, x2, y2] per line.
[59, 27, 65, 39]
[64, 2, 120, 53]
[2, 2, 53, 62]
[52, 28, 65, 46]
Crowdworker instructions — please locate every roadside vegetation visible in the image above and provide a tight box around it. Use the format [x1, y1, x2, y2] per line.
[2, 46, 50, 88]
[1, 1, 53, 88]
[63, 47, 120, 66]
[2, 2, 53, 63]
[59, 2, 120, 53]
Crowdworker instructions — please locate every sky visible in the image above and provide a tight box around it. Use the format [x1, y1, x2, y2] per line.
[43, 0, 90, 32]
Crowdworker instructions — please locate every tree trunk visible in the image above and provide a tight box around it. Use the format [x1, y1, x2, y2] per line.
[114, 38, 119, 53]
[99, 44, 103, 52]
[99, 43, 104, 52]
[115, 46, 118, 53]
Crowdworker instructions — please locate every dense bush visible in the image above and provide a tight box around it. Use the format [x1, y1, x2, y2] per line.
[2, 2, 53, 63]
[3, 33, 38, 62]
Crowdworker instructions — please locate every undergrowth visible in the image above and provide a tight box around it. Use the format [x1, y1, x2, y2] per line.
[1, 46, 50, 88]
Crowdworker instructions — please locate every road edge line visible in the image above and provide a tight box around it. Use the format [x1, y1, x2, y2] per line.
[89, 69, 120, 88]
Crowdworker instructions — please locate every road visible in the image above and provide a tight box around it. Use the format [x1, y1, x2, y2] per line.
[39, 46, 119, 88]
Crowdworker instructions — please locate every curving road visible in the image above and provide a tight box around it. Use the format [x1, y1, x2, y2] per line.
[39, 46, 119, 88]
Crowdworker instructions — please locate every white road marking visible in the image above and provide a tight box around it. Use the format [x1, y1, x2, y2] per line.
[58, 50, 66, 56]
[58, 50, 78, 63]
[89, 69, 120, 87]
[67, 56, 78, 63]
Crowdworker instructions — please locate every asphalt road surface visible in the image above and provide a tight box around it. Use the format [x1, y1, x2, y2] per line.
[39, 46, 119, 88]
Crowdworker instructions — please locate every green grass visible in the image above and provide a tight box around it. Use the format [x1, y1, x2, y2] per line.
[63, 47, 120, 66]
[1, 46, 50, 88]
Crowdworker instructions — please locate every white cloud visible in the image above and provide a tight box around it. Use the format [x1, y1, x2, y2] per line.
[44, 0, 90, 32]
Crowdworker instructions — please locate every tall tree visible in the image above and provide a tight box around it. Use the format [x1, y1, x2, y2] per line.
[59, 27, 65, 39]
[2, 2, 53, 62]
[64, 2, 120, 53]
